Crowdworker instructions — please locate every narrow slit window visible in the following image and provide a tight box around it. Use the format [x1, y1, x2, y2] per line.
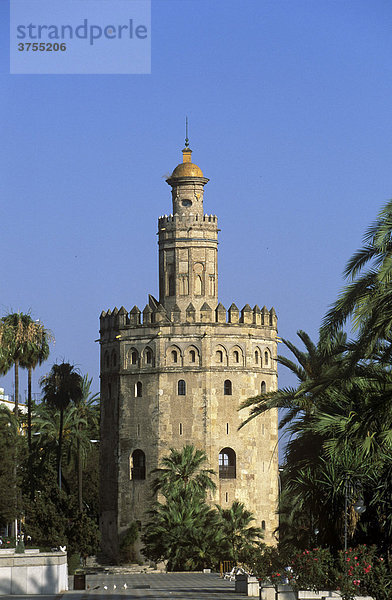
[179, 423, 183, 435]
[264, 351, 269, 366]
[226, 423, 229, 435]
[190, 350, 196, 363]
[255, 350, 259, 364]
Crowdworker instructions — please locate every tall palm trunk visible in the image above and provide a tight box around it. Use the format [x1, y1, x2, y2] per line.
[58, 408, 64, 490]
[27, 367, 34, 498]
[77, 432, 83, 512]
[14, 359, 19, 415]
[27, 367, 32, 450]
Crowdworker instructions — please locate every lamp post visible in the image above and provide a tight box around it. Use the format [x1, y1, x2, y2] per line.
[344, 475, 366, 551]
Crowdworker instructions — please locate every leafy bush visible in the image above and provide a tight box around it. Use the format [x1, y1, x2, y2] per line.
[289, 547, 335, 592]
[334, 545, 391, 600]
[68, 553, 81, 575]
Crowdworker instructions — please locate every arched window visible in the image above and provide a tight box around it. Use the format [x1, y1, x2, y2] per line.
[255, 350, 259, 364]
[171, 350, 178, 363]
[233, 350, 239, 363]
[178, 380, 186, 396]
[264, 350, 269, 366]
[130, 449, 145, 480]
[135, 381, 143, 397]
[261, 520, 266, 530]
[190, 350, 196, 363]
[261, 381, 267, 394]
[131, 350, 138, 365]
[216, 350, 223, 363]
[145, 349, 152, 364]
[219, 447, 236, 479]
[111, 350, 117, 368]
[224, 379, 232, 395]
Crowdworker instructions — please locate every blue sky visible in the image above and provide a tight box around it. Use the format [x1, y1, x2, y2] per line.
[1, 0, 392, 442]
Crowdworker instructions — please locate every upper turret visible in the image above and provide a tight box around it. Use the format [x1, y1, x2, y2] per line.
[158, 140, 218, 313]
[166, 144, 209, 218]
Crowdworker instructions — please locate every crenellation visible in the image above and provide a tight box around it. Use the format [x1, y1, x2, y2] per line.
[186, 302, 196, 323]
[142, 304, 152, 324]
[216, 302, 226, 323]
[253, 305, 261, 326]
[261, 305, 269, 325]
[270, 307, 277, 327]
[228, 303, 239, 324]
[101, 301, 277, 330]
[241, 304, 253, 324]
[129, 305, 141, 326]
[200, 301, 213, 323]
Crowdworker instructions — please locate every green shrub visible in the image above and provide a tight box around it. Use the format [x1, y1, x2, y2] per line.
[68, 553, 81, 575]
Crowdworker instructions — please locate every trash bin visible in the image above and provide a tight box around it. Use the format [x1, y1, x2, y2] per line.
[74, 573, 86, 590]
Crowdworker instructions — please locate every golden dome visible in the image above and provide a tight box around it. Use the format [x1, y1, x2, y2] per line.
[168, 146, 204, 179]
[171, 161, 204, 178]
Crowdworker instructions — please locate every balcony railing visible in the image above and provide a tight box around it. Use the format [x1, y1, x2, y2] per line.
[219, 465, 236, 479]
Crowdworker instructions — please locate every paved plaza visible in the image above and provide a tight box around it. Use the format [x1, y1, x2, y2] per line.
[0, 572, 249, 600]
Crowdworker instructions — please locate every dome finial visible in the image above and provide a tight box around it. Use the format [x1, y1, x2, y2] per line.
[185, 116, 189, 148]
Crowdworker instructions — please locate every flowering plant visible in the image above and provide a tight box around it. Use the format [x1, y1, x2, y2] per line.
[335, 545, 390, 600]
[289, 547, 334, 592]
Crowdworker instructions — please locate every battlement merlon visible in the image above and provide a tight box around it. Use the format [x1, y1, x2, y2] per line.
[99, 302, 278, 335]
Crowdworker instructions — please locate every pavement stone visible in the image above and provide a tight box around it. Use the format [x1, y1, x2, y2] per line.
[0, 572, 250, 600]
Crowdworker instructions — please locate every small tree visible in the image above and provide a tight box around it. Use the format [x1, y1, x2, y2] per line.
[216, 500, 263, 562]
[40, 362, 83, 489]
[68, 512, 100, 565]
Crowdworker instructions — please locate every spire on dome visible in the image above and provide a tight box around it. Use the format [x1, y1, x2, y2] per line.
[184, 116, 189, 148]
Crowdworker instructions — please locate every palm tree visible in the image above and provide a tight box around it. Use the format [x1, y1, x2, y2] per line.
[151, 444, 216, 499]
[40, 362, 83, 490]
[240, 329, 347, 430]
[0, 312, 43, 415]
[323, 198, 392, 356]
[216, 500, 262, 562]
[66, 375, 99, 511]
[142, 493, 222, 570]
[20, 320, 52, 458]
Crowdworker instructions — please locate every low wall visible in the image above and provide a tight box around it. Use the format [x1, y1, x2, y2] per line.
[235, 575, 374, 600]
[0, 549, 68, 595]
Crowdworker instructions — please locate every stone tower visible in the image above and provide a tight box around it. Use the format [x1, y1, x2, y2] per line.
[99, 141, 279, 561]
